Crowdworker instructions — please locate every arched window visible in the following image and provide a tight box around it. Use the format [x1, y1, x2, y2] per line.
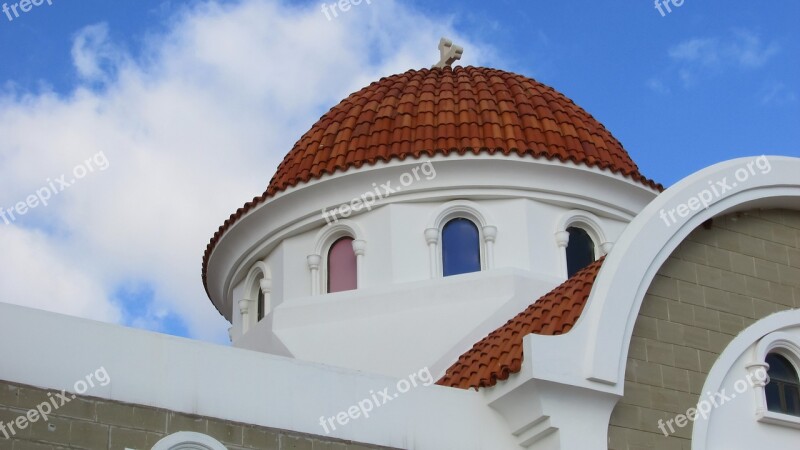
[257, 288, 265, 321]
[152, 432, 227, 450]
[241, 262, 270, 334]
[766, 353, 800, 416]
[442, 218, 481, 277]
[328, 237, 357, 293]
[566, 226, 595, 278]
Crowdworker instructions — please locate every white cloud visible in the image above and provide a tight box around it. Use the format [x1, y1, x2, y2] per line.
[663, 30, 780, 88]
[0, 226, 120, 322]
[71, 23, 123, 83]
[668, 38, 721, 67]
[759, 81, 797, 106]
[646, 78, 670, 94]
[729, 30, 780, 68]
[0, 0, 493, 342]
[669, 31, 778, 69]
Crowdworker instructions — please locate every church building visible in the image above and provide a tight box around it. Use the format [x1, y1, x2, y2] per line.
[2, 40, 799, 450]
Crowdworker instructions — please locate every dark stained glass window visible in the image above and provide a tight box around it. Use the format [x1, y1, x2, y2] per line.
[766, 353, 800, 416]
[566, 227, 595, 278]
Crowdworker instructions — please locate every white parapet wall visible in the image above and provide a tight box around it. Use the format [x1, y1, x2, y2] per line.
[0, 301, 518, 449]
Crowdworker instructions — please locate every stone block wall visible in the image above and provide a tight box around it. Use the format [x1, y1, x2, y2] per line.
[0, 380, 393, 450]
[607, 209, 800, 449]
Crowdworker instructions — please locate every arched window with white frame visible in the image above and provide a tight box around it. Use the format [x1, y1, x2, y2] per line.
[555, 210, 610, 279]
[309, 221, 366, 296]
[566, 226, 595, 277]
[239, 261, 271, 334]
[747, 330, 800, 428]
[766, 352, 800, 416]
[425, 200, 497, 279]
[151, 431, 227, 450]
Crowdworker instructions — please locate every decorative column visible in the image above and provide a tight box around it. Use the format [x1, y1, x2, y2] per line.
[352, 240, 366, 288]
[307, 254, 321, 296]
[482, 225, 497, 269]
[555, 230, 570, 278]
[746, 361, 771, 418]
[238, 298, 253, 333]
[260, 278, 272, 316]
[424, 228, 440, 278]
[601, 242, 614, 255]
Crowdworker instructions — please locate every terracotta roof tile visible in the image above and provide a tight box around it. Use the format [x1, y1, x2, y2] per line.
[202, 66, 660, 297]
[436, 257, 605, 391]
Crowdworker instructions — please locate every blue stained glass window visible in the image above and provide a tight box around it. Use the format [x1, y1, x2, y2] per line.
[442, 218, 481, 277]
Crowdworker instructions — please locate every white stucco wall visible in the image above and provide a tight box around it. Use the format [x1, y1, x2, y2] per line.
[209, 154, 658, 320]
[695, 311, 800, 449]
[221, 156, 653, 376]
[0, 302, 519, 450]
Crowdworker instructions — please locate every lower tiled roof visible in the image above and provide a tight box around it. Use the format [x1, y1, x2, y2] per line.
[437, 257, 605, 390]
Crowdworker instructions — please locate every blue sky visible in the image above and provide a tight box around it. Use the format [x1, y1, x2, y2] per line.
[0, 0, 797, 341]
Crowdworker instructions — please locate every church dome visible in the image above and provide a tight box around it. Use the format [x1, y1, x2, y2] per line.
[267, 66, 657, 195]
[202, 66, 660, 290]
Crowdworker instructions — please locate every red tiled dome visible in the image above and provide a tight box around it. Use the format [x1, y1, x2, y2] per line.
[203, 66, 660, 294]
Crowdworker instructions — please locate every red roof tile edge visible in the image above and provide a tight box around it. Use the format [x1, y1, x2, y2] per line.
[436, 257, 605, 391]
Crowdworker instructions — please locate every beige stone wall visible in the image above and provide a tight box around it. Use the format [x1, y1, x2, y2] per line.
[0, 380, 392, 450]
[608, 209, 800, 450]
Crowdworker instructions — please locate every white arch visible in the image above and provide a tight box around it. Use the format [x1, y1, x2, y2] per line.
[555, 209, 608, 246]
[309, 220, 366, 294]
[691, 310, 800, 446]
[244, 261, 271, 301]
[312, 219, 366, 256]
[581, 155, 800, 386]
[426, 199, 493, 230]
[151, 432, 227, 450]
[238, 260, 272, 333]
[554, 209, 610, 277]
[522, 156, 800, 393]
[754, 332, 800, 366]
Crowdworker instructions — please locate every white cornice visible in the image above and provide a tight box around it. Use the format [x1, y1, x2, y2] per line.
[206, 155, 658, 320]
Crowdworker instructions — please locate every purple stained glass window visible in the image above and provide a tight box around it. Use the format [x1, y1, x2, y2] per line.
[328, 237, 357, 293]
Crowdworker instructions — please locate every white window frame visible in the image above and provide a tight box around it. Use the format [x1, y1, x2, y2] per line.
[151, 432, 227, 450]
[308, 220, 366, 295]
[424, 200, 497, 278]
[748, 332, 800, 428]
[554, 210, 610, 278]
[239, 261, 271, 334]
